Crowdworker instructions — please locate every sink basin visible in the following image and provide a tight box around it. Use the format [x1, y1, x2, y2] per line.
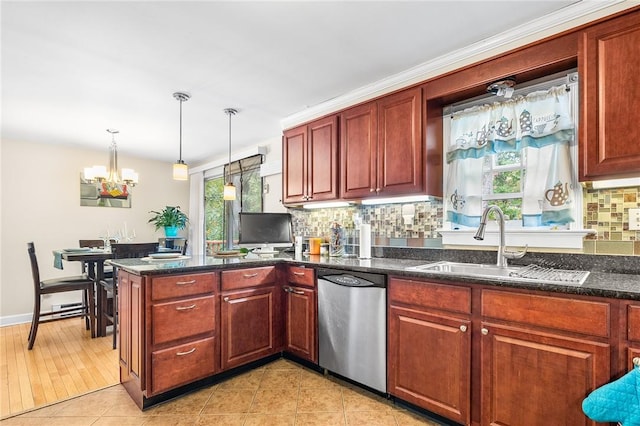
[406, 261, 589, 286]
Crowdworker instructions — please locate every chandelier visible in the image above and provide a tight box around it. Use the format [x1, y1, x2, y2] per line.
[83, 129, 138, 199]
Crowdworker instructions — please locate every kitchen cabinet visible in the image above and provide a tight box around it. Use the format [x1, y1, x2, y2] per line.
[388, 278, 471, 425]
[220, 266, 282, 370]
[480, 290, 611, 426]
[118, 270, 143, 391]
[579, 10, 640, 179]
[283, 266, 317, 363]
[625, 302, 640, 371]
[341, 87, 424, 199]
[145, 273, 217, 396]
[282, 115, 338, 205]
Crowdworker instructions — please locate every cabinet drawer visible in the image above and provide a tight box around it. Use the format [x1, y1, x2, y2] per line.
[628, 304, 640, 342]
[287, 266, 315, 287]
[151, 296, 215, 346]
[481, 289, 610, 338]
[150, 336, 216, 395]
[221, 266, 276, 290]
[151, 273, 217, 301]
[389, 277, 471, 315]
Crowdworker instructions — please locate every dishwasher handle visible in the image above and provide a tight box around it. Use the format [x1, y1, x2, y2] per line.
[318, 275, 385, 288]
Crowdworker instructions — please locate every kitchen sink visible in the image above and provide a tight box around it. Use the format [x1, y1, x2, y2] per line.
[406, 261, 590, 286]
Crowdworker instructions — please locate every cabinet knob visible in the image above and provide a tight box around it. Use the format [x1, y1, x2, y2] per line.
[633, 357, 640, 367]
[481, 328, 489, 335]
[283, 287, 291, 293]
[459, 325, 467, 333]
[223, 296, 230, 302]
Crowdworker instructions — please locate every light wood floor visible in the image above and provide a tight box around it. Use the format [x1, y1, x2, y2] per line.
[0, 318, 119, 419]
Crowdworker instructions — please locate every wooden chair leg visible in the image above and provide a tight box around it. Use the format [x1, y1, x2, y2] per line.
[88, 287, 96, 338]
[28, 296, 41, 350]
[83, 289, 90, 331]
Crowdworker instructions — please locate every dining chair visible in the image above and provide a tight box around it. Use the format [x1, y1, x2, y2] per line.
[27, 242, 96, 350]
[78, 239, 114, 278]
[159, 237, 188, 254]
[100, 242, 159, 349]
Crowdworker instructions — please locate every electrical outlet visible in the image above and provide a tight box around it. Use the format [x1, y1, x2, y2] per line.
[629, 208, 640, 230]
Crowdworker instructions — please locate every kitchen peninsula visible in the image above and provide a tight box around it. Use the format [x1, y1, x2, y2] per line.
[111, 250, 640, 426]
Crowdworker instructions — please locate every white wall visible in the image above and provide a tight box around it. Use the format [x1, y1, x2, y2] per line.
[0, 139, 189, 324]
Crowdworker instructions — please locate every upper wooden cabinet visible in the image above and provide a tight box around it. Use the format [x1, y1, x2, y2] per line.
[579, 11, 640, 180]
[341, 87, 424, 199]
[282, 115, 338, 205]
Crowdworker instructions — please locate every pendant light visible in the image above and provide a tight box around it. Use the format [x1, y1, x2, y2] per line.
[172, 91, 191, 181]
[223, 108, 238, 200]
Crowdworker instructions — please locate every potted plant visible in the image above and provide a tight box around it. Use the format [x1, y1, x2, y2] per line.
[148, 206, 189, 237]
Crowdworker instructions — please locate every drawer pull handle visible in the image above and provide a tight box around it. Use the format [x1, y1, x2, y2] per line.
[459, 325, 467, 333]
[633, 357, 640, 367]
[223, 296, 230, 302]
[176, 348, 196, 356]
[291, 289, 305, 295]
[243, 273, 259, 278]
[175, 304, 196, 311]
[176, 279, 196, 285]
[481, 328, 489, 335]
[292, 271, 306, 276]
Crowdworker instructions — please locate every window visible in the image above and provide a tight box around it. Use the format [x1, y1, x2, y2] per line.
[204, 154, 263, 254]
[441, 72, 592, 248]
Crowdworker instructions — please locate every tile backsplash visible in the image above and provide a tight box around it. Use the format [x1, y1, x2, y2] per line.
[289, 185, 640, 256]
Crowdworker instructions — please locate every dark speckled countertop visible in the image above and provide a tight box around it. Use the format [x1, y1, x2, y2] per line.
[109, 247, 640, 301]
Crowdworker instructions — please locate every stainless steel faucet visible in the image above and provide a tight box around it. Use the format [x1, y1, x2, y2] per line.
[474, 205, 527, 267]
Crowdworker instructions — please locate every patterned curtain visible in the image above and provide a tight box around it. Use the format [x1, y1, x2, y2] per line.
[445, 85, 576, 227]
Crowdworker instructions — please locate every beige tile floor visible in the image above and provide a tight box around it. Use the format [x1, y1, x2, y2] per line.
[0, 358, 444, 425]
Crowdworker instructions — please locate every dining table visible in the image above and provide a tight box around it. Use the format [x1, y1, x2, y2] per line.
[53, 248, 113, 338]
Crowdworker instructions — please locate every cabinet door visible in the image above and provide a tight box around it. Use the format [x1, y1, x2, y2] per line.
[284, 285, 317, 363]
[283, 125, 308, 204]
[377, 87, 423, 196]
[388, 305, 470, 425]
[307, 115, 339, 202]
[579, 11, 640, 179]
[340, 101, 378, 199]
[119, 271, 143, 385]
[220, 286, 278, 370]
[481, 322, 610, 426]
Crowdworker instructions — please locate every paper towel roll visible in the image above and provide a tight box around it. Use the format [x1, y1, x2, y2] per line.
[359, 224, 371, 259]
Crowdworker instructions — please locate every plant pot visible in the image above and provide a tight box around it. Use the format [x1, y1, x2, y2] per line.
[164, 226, 179, 237]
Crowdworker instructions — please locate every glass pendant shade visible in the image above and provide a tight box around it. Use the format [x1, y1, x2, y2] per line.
[223, 182, 236, 200]
[173, 161, 189, 181]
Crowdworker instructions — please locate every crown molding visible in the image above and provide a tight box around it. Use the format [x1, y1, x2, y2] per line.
[281, 0, 630, 130]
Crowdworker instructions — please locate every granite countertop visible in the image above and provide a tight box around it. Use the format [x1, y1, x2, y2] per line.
[109, 248, 640, 301]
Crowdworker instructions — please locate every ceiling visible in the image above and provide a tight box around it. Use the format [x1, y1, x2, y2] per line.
[1, 1, 584, 167]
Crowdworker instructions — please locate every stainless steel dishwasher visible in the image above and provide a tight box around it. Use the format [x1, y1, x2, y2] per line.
[317, 268, 387, 393]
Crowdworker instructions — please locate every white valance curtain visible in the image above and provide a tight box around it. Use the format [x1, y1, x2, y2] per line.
[445, 85, 577, 227]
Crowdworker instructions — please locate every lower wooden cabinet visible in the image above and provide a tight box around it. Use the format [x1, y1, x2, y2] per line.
[220, 285, 280, 370]
[480, 322, 610, 426]
[150, 336, 216, 395]
[118, 270, 143, 389]
[283, 286, 316, 362]
[388, 278, 471, 425]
